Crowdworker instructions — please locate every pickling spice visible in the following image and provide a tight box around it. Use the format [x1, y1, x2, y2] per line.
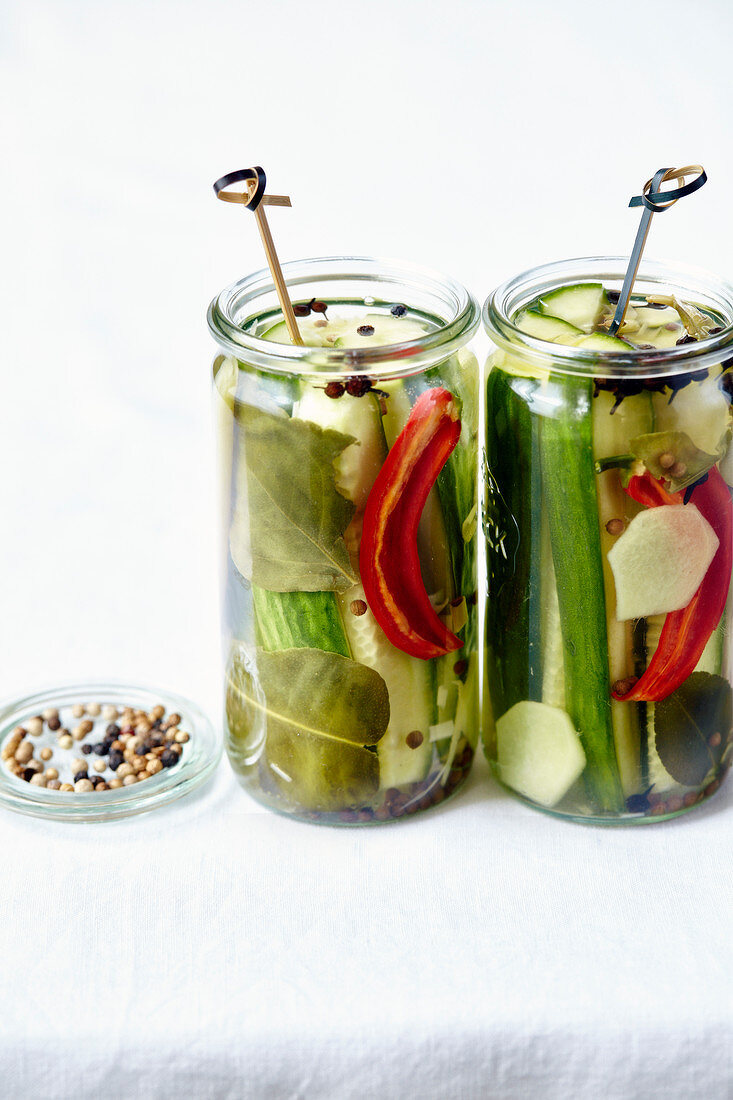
[1, 702, 192, 792]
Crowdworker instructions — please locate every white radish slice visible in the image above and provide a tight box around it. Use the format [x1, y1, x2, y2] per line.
[607, 504, 719, 620]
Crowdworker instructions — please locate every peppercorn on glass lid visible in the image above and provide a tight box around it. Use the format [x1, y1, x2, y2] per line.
[0, 682, 221, 821]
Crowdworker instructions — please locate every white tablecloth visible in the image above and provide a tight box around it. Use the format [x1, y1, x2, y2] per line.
[2, 0, 733, 1095]
[0, 758, 731, 1099]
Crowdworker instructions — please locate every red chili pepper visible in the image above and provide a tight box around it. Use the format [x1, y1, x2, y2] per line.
[360, 387, 463, 660]
[613, 468, 732, 702]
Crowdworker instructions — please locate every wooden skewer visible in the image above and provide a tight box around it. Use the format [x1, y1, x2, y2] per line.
[251, 201, 303, 344]
[213, 167, 303, 345]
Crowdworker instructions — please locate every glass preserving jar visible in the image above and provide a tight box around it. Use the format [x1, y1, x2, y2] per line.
[209, 257, 480, 824]
[482, 257, 733, 823]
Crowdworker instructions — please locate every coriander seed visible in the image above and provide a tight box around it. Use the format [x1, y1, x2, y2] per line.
[15, 742, 33, 764]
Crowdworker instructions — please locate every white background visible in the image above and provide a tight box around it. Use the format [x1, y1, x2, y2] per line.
[1, 3, 732, 1098]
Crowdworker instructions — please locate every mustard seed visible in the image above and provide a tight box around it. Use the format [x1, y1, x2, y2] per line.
[71, 703, 85, 719]
[102, 705, 118, 721]
[26, 717, 43, 736]
[58, 734, 73, 751]
[116, 763, 134, 779]
[30, 773, 47, 787]
[47, 780, 61, 790]
[350, 599, 368, 616]
[147, 758, 162, 775]
[72, 726, 86, 742]
[71, 758, 86, 773]
[174, 730, 189, 744]
[87, 702, 101, 717]
[42, 708, 59, 722]
[59, 783, 75, 792]
[40, 747, 53, 762]
[95, 781, 109, 791]
[167, 713, 181, 728]
[74, 778, 94, 792]
[93, 760, 106, 774]
[406, 730, 424, 749]
[150, 705, 165, 720]
[108, 778, 123, 789]
[45, 768, 59, 781]
[123, 774, 138, 786]
[605, 518, 624, 535]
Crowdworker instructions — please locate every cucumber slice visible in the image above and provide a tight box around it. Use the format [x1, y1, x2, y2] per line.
[253, 588, 350, 656]
[294, 382, 435, 789]
[539, 511, 565, 709]
[573, 333, 630, 352]
[496, 700, 586, 807]
[515, 309, 583, 343]
[540, 375, 625, 812]
[340, 583, 433, 787]
[262, 312, 429, 349]
[538, 283, 609, 330]
[295, 386, 385, 511]
[652, 368, 732, 457]
[593, 389, 654, 796]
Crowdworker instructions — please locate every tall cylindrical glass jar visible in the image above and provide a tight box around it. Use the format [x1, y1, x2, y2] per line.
[209, 258, 480, 824]
[482, 258, 733, 823]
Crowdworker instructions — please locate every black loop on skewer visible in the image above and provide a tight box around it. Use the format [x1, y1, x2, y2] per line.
[629, 165, 707, 212]
[213, 166, 267, 211]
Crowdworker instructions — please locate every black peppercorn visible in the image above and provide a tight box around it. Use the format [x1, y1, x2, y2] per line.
[106, 723, 120, 737]
[73, 769, 89, 782]
[356, 324, 375, 337]
[160, 749, 178, 768]
[81, 744, 93, 755]
[108, 750, 124, 771]
[345, 376, 372, 397]
[391, 304, 407, 317]
[324, 381, 345, 399]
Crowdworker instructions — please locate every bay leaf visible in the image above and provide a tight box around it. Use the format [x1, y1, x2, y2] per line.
[230, 403, 357, 592]
[654, 672, 732, 786]
[226, 646, 390, 811]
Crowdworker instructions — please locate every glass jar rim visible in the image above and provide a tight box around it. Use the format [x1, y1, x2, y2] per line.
[208, 255, 480, 377]
[483, 256, 733, 379]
